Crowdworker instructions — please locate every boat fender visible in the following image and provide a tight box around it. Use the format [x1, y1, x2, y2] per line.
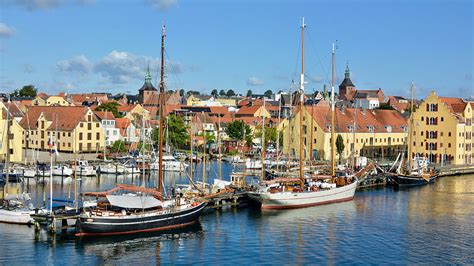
[191, 202, 199, 207]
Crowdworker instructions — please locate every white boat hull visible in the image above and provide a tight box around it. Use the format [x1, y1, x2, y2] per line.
[52, 167, 73, 176]
[0, 209, 34, 225]
[248, 178, 358, 210]
[74, 166, 96, 176]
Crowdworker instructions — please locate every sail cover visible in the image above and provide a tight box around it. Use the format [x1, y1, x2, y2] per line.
[106, 195, 162, 209]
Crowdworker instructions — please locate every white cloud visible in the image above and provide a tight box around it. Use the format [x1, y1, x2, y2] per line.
[0, 23, 15, 38]
[94, 50, 159, 84]
[3, 0, 64, 10]
[56, 55, 92, 74]
[247, 77, 264, 86]
[145, 0, 178, 10]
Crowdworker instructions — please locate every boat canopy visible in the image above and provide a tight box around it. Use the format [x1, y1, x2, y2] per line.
[106, 195, 162, 209]
[83, 184, 162, 199]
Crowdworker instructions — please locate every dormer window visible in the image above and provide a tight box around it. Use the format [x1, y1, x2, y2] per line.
[348, 125, 354, 132]
[385, 125, 392, 133]
[401, 126, 408, 132]
[367, 125, 374, 133]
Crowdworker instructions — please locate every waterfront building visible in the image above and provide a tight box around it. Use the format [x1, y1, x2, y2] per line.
[283, 106, 408, 161]
[117, 104, 150, 121]
[0, 102, 24, 163]
[94, 111, 120, 146]
[19, 106, 105, 153]
[115, 117, 140, 143]
[409, 91, 473, 165]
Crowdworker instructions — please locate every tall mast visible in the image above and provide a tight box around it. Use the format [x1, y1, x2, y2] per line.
[3, 95, 11, 199]
[201, 112, 206, 190]
[408, 81, 415, 171]
[217, 113, 222, 180]
[158, 23, 166, 194]
[260, 100, 265, 182]
[330, 43, 336, 177]
[298, 17, 306, 182]
[189, 112, 193, 184]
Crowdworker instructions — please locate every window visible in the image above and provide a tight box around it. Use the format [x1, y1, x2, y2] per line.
[96, 132, 100, 139]
[367, 125, 374, 133]
[448, 143, 451, 148]
[88, 123, 92, 130]
[348, 125, 354, 132]
[441, 117, 444, 122]
[448, 132, 451, 137]
[313, 139, 317, 144]
[80, 123, 84, 127]
[79, 133, 83, 140]
[421, 117, 424, 121]
[87, 133, 91, 140]
[314, 127, 317, 132]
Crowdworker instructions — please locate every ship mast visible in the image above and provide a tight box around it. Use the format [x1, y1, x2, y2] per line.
[158, 23, 166, 195]
[331, 43, 336, 177]
[298, 18, 306, 183]
[408, 81, 415, 171]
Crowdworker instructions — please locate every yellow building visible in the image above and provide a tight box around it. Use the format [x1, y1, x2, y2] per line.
[0, 103, 24, 163]
[45, 95, 70, 106]
[283, 106, 408, 162]
[215, 97, 237, 107]
[19, 106, 105, 153]
[409, 91, 473, 165]
[31, 95, 47, 106]
[117, 104, 150, 121]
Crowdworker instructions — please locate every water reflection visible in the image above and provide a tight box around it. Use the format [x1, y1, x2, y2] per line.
[0, 166, 473, 264]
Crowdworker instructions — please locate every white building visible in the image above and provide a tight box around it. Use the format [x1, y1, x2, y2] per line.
[94, 111, 120, 146]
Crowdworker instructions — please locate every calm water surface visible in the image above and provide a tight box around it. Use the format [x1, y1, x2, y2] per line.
[1, 162, 473, 264]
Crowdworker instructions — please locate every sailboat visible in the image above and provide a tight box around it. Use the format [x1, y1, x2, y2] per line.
[389, 82, 438, 186]
[248, 18, 357, 209]
[75, 24, 207, 236]
[0, 97, 34, 225]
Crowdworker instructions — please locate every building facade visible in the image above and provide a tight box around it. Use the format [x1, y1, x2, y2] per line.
[283, 106, 408, 162]
[409, 91, 473, 165]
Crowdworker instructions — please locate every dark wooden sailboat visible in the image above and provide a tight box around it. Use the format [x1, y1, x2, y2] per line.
[75, 24, 207, 237]
[389, 82, 438, 187]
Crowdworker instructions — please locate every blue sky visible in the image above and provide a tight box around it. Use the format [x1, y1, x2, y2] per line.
[0, 0, 472, 98]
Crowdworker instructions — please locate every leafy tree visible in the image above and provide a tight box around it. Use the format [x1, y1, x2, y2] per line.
[226, 120, 251, 143]
[219, 89, 226, 96]
[226, 89, 236, 97]
[179, 89, 185, 97]
[152, 114, 189, 148]
[95, 102, 122, 118]
[246, 90, 253, 97]
[110, 140, 127, 153]
[336, 134, 345, 164]
[11, 84, 37, 98]
[264, 89, 273, 98]
[186, 90, 200, 96]
[211, 89, 218, 97]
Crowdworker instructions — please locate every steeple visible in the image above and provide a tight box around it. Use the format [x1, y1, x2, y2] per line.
[345, 61, 350, 79]
[145, 64, 152, 84]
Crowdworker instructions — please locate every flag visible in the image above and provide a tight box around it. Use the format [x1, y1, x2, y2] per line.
[47, 136, 60, 157]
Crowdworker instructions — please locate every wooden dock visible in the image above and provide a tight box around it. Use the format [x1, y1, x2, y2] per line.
[437, 165, 474, 177]
[204, 189, 251, 209]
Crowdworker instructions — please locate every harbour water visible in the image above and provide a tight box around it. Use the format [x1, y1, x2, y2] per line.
[1, 162, 473, 264]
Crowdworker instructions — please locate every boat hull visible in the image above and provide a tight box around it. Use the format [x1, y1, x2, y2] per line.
[0, 209, 34, 225]
[389, 174, 437, 187]
[248, 179, 358, 210]
[75, 202, 207, 236]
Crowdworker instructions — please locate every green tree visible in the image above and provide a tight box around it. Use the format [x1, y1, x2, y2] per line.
[211, 89, 218, 97]
[226, 89, 236, 97]
[376, 103, 395, 110]
[219, 89, 226, 96]
[152, 114, 189, 148]
[246, 89, 253, 97]
[264, 89, 273, 98]
[95, 102, 122, 118]
[336, 134, 345, 164]
[110, 140, 127, 153]
[179, 89, 185, 96]
[12, 84, 37, 98]
[225, 120, 251, 142]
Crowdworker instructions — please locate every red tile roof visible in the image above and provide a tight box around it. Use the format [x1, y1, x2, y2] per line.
[236, 105, 262, 116]
[305, 107, 407, 133]
[439, 97, 467, 113]
[19, 106, 91, 131]
[93, 111, 116, 120]
[115, 118, 131, 136]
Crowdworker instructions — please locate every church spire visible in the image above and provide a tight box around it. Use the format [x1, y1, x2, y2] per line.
[345, 61, 350, 79]
[145, 63, 152, 84]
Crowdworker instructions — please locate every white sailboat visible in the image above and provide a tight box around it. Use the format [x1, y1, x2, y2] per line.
[248, 18, 357, 210]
